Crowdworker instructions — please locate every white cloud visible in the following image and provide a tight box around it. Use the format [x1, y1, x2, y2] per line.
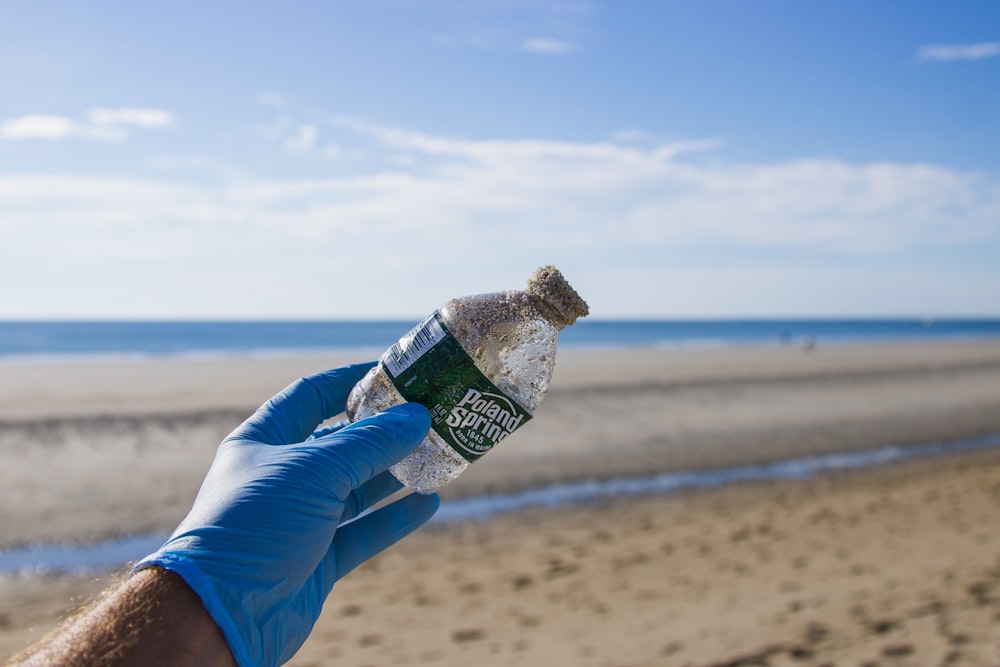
[6, 118, 998, 252]
[582, 264, 1000, 318]
[916, 41, 1000, 62]
[325, 114, 720, 169]
[520, 37, 575, 54]
[2, 117, 999, 317]
[620, 159, 1000, 251]
[0, 115, 81, 140]
[0, 108, 174, 142]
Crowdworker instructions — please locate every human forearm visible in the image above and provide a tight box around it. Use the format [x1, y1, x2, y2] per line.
[8, 567, 236, 667]
[9, 364, 439, 666]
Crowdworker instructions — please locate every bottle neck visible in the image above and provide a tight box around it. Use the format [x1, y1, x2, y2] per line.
[525, 266, 589, 329]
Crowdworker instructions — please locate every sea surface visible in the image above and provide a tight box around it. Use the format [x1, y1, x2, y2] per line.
[0, 319, 998, 361]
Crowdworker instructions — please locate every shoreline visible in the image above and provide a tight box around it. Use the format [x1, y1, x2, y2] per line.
[1, 330, 998, 363]
[5, 429, 1000, 576]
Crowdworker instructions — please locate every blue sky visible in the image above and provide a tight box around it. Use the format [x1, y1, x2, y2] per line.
[1, 0, 998, 318]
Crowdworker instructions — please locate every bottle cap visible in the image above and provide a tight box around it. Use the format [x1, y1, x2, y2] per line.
[526, 265, 589, 327]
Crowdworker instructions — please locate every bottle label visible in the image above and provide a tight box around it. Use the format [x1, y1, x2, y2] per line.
[381, 311, 532, 462]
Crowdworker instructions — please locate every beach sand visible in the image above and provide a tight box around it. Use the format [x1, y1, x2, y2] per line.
[3, 339, 1000, 664]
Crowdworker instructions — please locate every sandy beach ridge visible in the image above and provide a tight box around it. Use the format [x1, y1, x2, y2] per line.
[3, 339, 1000, 664]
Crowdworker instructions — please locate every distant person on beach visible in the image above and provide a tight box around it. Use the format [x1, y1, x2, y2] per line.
[10, 362, 439, 667]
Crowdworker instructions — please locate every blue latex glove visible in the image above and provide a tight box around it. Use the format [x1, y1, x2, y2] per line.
[135, 362, 439, 667]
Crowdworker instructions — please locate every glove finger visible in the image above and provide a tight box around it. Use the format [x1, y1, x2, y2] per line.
[319, 403, 431, 489]
[330, 492, 440, 580]
[308, 418, 350, 440]
[339, 470, 405, 523]
[230, 361, 376, 445]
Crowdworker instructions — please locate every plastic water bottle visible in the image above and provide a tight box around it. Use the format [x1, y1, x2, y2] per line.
[346, 265, 589, 493]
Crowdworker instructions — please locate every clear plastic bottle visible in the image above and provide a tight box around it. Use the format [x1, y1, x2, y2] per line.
[346, 265, 589, 493]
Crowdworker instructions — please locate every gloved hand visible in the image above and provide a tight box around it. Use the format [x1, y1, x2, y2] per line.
[134, 362, 439, 667]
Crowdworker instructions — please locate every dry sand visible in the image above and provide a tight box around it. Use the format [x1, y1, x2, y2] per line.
[292, 449, 1000, 667]
[3, 339, 1000, 664]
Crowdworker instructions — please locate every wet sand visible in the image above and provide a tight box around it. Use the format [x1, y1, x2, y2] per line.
[3, 339, 1000, 664]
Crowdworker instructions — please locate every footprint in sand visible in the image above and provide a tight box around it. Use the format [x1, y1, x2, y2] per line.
[451, 628, 485, 643]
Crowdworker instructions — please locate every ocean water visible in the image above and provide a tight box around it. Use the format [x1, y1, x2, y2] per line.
[0, 318, 998, 361]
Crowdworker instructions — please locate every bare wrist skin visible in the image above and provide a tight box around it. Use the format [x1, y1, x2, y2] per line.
[8, 567, 236, 667]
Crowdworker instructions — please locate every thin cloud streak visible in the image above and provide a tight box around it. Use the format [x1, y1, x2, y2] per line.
[0, 108, 175, 142]
[0, 115, 85, 141]
[916, 41, 1000, 62]
[520, 37, 575, 54]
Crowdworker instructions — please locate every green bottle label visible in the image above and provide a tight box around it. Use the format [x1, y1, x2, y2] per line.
[381, 311, 532, 462]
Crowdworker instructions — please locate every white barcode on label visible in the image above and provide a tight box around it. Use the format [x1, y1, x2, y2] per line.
[382, 313, 447, 377]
